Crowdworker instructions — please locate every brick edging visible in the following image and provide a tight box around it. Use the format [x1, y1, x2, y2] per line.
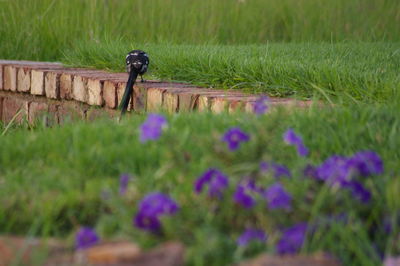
[0, 60, 311, 124]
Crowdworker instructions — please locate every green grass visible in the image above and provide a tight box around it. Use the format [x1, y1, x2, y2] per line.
[1, 0, 399, 61]
[62, 41, 400, 103]
[1, 104, 399, 265]
[1, 0, 399, 102]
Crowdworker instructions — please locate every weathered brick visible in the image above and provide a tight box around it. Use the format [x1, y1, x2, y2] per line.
[57, 102, 87, 124]
[72, 75, 87, 102]
[31, 69, 46, 95]
[2, 97, 29, 123]
[210, 97, 228, 113]
[103, 80, 118, 109]
[0, 65, 3, 90]
[228, 97, 246, 113]
[87, 78, 104, 106]
[147, 88, 165, 112]
[163, 92, 179, 113]
[4, 66, 17, 91]
[45, 72, 60, 99]
[17, 67, 31, 92]
[60, 73, 73, 100]
[28, 102, 49, 125]
[132, 86, 147, 112]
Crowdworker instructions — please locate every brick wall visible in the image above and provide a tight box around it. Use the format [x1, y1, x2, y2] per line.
[0, 60, 310, 125]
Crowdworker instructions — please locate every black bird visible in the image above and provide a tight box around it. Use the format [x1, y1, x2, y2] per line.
[119, 50, 149, 116]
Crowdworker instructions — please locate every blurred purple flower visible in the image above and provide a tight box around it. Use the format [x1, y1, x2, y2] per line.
[195, 168, 229, 197]
[260, 161, 291, 178]
[134, 213, 162, 233]
[276, 223, 308, 254]
[75, 227, 99, 250]
[303, 164, 318, 179]
[119, 173, 130, 195]
[221, 127, 250, 151]
[237, 229, 267, 246]
[134, 192, 179, 233]
[233, 180, 261, 208]
[264, 183, 292, 210]
[315, 155, 350, 185]
[384, 257, 400, 266]
[350, 150, 384, 177]
[253, 96, 269, 115]
[139, 113, 168, 143]
[342, 181, 372, 203]
[283, 128, 309, 157]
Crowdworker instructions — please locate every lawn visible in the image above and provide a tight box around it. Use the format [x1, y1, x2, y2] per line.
[1, 104, 399, 265]
[1, 0, 399, 265]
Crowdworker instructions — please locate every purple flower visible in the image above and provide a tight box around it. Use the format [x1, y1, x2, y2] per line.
[75, 227, 99, 250]
[264, 183, 292, 210]
[349, 150, 384, 177]
[233, 180, 261, 208]
[134, 192, 179, 233]
[276, 223, 307, 254]
[283, 128, 309, 157]
[137, 192, 179, 217]
[134, 213, 162, 233]
[221, 127, 250, 151]
[315, 155, 350, 185]
[253, 96, 269, 115]
[303, 164, 318, 179]
[139, 114, 168, 143]
[194, 168, 229, 197]
[260, 161, 291, 178]
[342, 181, 372, 203]
[119, 174, 130, 195]
[237, 229, 267, 246]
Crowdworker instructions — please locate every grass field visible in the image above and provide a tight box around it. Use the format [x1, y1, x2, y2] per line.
[1, 0, 399, 265]
[1, 104, 400, 265]
[1, 0, 399, 102]
[62, 41, 400, 103]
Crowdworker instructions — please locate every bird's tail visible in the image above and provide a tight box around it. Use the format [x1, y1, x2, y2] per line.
[119, 70, 138, 117]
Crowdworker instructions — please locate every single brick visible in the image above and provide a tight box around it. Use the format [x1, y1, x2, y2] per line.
[0, 65, 3, 90]
[228, 97, 246, 113]
[103, 80, 118, 109]
[31, 69, 46, 95]
[147, 88, 165, 112]
[47, 104, 59, 126]
[163, 91, 179, 113]
[244, 101, 255, 113]
[28, 102, 49, 125]
[44, 72, 60, 99]
[57, 101, 87, 124]
[210, 97, 227, 113]
[132, 86, 147, 112]
[17, 67, 31, 92]
[87, 78, 104, 106]
[2, 97, 28, 123]
[72, 75, 87, 102]
[60, 73, 73, 100]
[4, 66, 17, 91]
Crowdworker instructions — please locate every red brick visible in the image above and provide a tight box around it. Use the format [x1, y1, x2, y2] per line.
[28, 102, 49, 125]
[2, 97, 29, 123]
[3, 66, 17, 91]
[57, 102, 87, 124]
[17, 67, 31, 92]
[87, 78, 104, 106]
[103, 80, 118, 109]
[147, 87, 165, 112]
[60, 73, 73, 100]
[45, 72, 60, 99]
[0, 65, 3, 90]
[132, 86, 147, 112]
[31, 69, 46, 95]
[72, 75, 87, 102]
